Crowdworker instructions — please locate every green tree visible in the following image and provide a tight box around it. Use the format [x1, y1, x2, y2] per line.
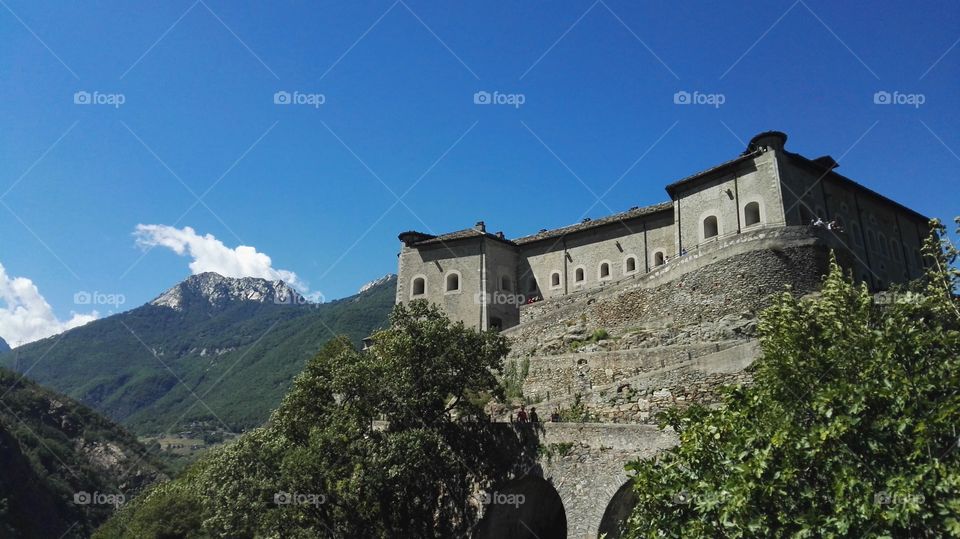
[97, 300, 514, 538]
[623, 219, 960, 538]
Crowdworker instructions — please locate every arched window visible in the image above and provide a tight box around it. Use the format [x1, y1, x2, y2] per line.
[703, 215, 719, 240]
[624, 256, 637, 274]
[878, 234, 888, 255]
[550, 272, 561, 288]
[411, 277, 426, 297]
[575, 267, 585, 282]
[744, 202, 761, 227]
[599, 262, 611, 280]
[890, 239, 901, 260]
[867, 230, 876, 251]
[445, 272, 460, 292]
[653, 251, 665, 267]
[500, 275, 513, 292]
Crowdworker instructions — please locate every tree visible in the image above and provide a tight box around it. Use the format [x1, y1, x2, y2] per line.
[97, 300, 514, 538]
[623, 219, 960, 538]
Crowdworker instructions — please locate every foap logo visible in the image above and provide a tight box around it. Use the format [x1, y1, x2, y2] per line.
[873, 490, 925, 505]
[473, 90, 526, 108]
[873, 291, 922, 305]
[673, 90, 725, 108]
[73, 90, 126, 108]
[481, 491, 525, 508]
[873, 90, 925, 108]
[273, 90, 326, 108]
[474, 291, 526, 306]
[273, 291, 325, 307]
[274, 491, 326, 506]
[74, 290, 126, 309]
[74, 491, 125, 507]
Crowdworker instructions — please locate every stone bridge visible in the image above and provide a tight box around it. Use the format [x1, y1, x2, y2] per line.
[474, 422, 678, 539]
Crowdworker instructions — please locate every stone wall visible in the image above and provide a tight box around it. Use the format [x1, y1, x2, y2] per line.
[511, 226, 832, 337]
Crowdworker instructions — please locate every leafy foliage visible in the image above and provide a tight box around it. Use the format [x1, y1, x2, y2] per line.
[97, 300, 519, 538]
[623, 220, 960, 538]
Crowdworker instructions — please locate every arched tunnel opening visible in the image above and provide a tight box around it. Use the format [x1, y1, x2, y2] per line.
[474, 476, 566, 539]
[597, 480, 638, 539]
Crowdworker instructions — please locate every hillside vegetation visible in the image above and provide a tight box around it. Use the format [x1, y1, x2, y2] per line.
[0, 367, 165, 538]
[0, 276, 395, 436]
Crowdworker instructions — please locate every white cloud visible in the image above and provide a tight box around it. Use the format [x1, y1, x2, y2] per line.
[134, 224, 309, 292]
[0, 262, 98, 346]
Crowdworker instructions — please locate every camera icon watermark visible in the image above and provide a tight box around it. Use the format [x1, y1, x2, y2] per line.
[274, 90, 326, 108]
[74, 290, 126, 309]
[73, 90, 126, 108]
[873, 90, 925, 108]
[473, 90, 526, 108]
[74, 491, 125, 507]
[673, 90, 725, 108]
[274, 491, 326, 506]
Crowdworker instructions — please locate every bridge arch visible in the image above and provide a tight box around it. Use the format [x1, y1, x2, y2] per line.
[597, 480, 638, 538]
[474, 476, 566, 539]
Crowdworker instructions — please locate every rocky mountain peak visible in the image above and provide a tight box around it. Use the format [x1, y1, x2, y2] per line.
[151, 272, 307, 311]
[0, 336, 9, 353]
[358, 274, 397, 294]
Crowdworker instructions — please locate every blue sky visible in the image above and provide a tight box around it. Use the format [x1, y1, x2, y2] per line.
[1, 0, 957, 344]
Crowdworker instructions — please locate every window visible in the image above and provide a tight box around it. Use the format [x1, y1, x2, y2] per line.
[851, 223, 863, 246]
[744, 202, 761, 227]
[500, 275, 513, 292]
[411, 277, 426, 297]
[878, 234, 888, 255]
[624, 256, 637, 274]
[599, 262, 611, 280]
[654, 251, 665, 267]
[867, 230, 876, 251]
[703, 215, 719, 240]
[445, 272, 460, 292]
[550, 271, 561, 288]
[575, 267, 585, 282]
[890, 239, 901, 261]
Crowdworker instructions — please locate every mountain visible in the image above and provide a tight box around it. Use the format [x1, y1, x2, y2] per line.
[151, 272, 305, 311]
[0, 337, 8, 353]
[0, 273, 396, 436]
[0, 366, 165, 538]
[359, 273, 396, 294]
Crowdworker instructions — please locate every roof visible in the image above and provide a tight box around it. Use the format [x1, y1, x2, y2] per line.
[513, 201, 674, 245]
[398, 227, 515, 247]
[783, 152, 930, 223]
[663, 150, 762, 197]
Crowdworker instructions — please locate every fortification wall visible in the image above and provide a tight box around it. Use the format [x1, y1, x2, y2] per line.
[509, 226, 832, 337]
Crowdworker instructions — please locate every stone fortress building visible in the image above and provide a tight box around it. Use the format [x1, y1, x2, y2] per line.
[396, 131, 930, 332]
[394, 131, 932, 537]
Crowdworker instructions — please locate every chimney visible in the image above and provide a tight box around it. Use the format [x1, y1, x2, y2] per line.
[475, 221, 486, 232]
[496, 231, 505, 239]
[746, 131, 787, 153]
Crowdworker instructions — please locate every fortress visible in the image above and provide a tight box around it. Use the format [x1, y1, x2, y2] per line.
[393, 131, 930, 538]
[396, 131, 929, 332]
